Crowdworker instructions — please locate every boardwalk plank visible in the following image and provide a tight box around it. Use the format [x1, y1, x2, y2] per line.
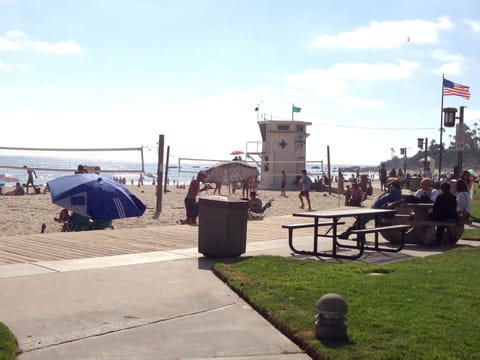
[0, 216, 306, 265]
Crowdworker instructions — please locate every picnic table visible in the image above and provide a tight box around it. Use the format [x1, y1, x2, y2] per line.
[381, 203, 468, 245]
[284, 208, 410, 260]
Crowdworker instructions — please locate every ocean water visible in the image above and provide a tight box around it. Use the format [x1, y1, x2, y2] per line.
[0, 153, 376, 186]
[0, 154, 204, 186]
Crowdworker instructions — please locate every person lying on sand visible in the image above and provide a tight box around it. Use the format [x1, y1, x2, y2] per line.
[4, 182, 25, 196]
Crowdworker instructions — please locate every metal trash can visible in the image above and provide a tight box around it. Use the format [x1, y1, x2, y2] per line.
[408, 176, 422, 192]
[198, 197, 248, 257]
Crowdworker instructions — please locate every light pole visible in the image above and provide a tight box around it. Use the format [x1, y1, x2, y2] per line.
[400, 147, 407, 177]
[417, 138, 428, 175]
[255, 101, 263, 122]
[457, 106, 466, 175]
[443, 106, 466, 176]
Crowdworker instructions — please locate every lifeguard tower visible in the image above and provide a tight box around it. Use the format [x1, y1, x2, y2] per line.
[247, 120, 312, 190]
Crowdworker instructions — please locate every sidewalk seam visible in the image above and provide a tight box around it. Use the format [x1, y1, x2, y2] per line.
[20, 302, 239, 354]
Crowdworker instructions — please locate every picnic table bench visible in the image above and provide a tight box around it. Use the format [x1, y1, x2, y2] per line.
[380, 203, 472, 245]
[285, 208, 410, 260]
[282, 221, 345, 254]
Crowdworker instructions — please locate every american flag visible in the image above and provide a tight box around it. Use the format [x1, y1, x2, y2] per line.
[443, 79, 471, 100]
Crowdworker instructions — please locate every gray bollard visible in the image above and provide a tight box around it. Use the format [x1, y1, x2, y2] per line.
[315, 293, 348, 340]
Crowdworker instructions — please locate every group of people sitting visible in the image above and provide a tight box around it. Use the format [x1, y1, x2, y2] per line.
[54, 208, 113, 232]
[339, 175, 473, 244]
[3, 182, 26, 196]
[344, 181, 373, 207]
[3, 182, 43, 196]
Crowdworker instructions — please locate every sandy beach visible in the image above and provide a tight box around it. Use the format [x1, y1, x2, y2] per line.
[0, 182, 378, 237]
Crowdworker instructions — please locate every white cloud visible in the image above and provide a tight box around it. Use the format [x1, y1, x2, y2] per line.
[285, 70, 347, 99]
[431, 49, 467, 63]
[433, 63, 462, 76]
[0, 36, 21, 50]
[31, 40, 81, 54]
[329, 60, 419, 80]
[0, 59, 9, 70]
[464, 19, 480, 32]
[311, 17, 452, 49]
[431, 49, 467, 75]
[337, 97, 383, 109]
[5, 30, 27, 38]
[15, 63, 29, 71]
[47, 84, 57, 91]
[285, 60, 419, 99]
[464, 109, 480, 123]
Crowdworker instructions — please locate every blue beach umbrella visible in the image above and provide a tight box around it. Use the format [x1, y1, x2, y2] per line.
[48, 174, 146, 221]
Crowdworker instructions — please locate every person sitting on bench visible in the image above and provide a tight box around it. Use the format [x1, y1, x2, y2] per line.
[339, 180, 403, 239]
[429, 182, 457, 244]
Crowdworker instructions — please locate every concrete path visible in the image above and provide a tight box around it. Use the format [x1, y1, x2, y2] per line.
[1, 257, 310, 359]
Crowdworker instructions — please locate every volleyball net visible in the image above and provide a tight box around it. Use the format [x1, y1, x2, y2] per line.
[0, 146, 145, 174]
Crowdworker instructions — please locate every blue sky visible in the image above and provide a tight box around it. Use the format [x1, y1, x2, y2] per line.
[0, 0, 479, 166]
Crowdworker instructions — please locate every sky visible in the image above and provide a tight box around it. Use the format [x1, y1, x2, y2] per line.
[1, 0, 479, 166]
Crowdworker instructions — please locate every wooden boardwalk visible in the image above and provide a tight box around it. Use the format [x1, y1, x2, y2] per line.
[0, 215, 318, 265]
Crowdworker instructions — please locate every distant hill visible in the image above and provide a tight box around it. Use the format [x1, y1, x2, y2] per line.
[378, 148, 480, 175]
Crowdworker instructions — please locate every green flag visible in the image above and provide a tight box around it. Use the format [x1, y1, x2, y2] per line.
[292, 105, 301, 113]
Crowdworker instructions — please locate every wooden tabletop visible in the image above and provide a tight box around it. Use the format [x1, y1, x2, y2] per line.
[293, 207, 396, 218]
[403, 202, 433, 208]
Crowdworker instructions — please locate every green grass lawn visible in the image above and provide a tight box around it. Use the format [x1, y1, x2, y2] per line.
[0, 322, 17, 360]
[214, 248, 480, 360]
[461, 187, 480, 240]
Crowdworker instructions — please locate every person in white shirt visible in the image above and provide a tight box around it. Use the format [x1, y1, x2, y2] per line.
[423, 167, 433, 179]
[414, 178, 438, 203]
[456, 179, 471, 218]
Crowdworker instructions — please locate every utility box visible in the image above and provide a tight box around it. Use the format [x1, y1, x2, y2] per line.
[198, 197, 248, 257]
[408, 176, 422, 192]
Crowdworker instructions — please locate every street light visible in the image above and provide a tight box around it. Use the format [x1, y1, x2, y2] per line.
[443, 107, 457, 127]
[442, 106, 466, 176]
[417, 137, 428, 174]
[400, 147, 407, 177]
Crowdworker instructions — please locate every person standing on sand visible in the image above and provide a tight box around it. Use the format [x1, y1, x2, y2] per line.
[379, 163, 387, 191]
[23, 166, 37, 194]
[280, 170, 287, 197]
[180, 171, 210, 225]
[298, 169, 312, 210]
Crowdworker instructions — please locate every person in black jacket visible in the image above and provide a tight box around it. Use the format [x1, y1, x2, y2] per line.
[429, 182, 457, 243]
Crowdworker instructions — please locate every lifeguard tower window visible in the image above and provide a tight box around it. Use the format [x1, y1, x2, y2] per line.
[278, 125, 290, 131]
[296, 125, 304, 132]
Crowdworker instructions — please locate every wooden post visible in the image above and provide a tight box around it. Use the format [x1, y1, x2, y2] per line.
[164, 146, 170, 194]
[140, 146, 145, 174]
[327, 145, 331, 195]
[154, 135, 164, 219]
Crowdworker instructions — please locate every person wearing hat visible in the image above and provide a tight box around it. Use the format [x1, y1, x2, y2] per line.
[414, 178, 438, 203]
[180, 171, 210, 225]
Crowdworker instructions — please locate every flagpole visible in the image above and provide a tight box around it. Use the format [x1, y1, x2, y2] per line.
[292, 104, 294, 121]
[438, 74, 445, 181]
